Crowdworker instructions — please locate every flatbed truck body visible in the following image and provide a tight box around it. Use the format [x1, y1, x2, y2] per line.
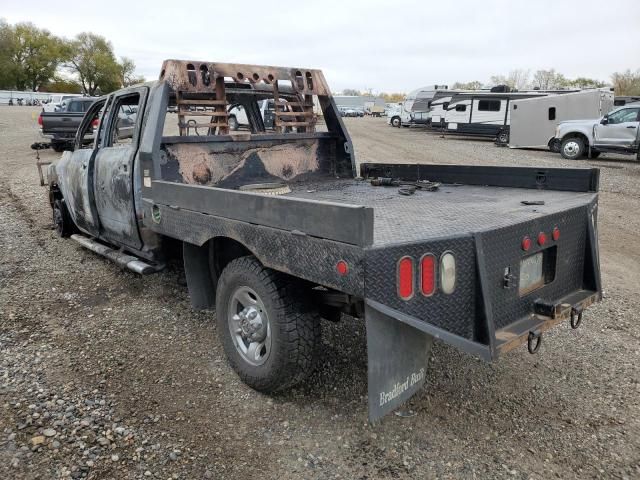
[46, 60, 602, 421]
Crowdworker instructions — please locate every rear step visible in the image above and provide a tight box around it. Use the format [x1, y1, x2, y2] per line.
[71, 234, 164, 275]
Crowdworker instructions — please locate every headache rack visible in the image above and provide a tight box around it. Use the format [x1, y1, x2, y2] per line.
[159, 59, 327, 135]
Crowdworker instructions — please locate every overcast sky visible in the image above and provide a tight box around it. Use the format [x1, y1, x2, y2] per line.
[3, 0, 640, 93]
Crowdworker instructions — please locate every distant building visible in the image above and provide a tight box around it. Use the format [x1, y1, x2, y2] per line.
[334, 95, 386, 110]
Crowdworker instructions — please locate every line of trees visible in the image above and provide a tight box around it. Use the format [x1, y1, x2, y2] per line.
[344, 68, 640, 101]
[454, 68, 640, 95]
[0, 19, 144, 95]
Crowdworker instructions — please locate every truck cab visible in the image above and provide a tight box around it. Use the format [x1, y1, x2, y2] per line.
[554, 102, 640, 159]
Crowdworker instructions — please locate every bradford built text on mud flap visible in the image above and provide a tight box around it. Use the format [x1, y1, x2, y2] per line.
[379, 368, 426, 407]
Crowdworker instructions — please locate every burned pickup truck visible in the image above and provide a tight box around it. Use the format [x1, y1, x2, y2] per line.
[47, 60, 602, 421]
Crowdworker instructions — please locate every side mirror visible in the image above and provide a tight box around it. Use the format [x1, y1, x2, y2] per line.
[600, 116, 608, 125]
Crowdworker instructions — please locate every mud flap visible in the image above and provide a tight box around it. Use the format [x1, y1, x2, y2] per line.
[183, 242, 216, 310]
[365, 301, 433, 422]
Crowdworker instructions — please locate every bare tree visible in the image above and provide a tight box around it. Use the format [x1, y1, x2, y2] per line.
[452, 81, 483, 90]
[610, 69, 640, 95]
[490, 69, 531, 90]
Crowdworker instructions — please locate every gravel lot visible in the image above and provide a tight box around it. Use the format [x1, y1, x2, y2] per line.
[1, 109, 638, 479]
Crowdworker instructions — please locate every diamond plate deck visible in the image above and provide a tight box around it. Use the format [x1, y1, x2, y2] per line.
[283, 179, 596, 246]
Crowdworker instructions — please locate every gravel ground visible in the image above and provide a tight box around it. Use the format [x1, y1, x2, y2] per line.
[1, 109, 638, 479]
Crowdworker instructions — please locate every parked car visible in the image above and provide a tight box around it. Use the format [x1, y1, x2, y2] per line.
[39, 97, 97, 151]
[42, 94, 84, 112]
[552, 102, 640, 160]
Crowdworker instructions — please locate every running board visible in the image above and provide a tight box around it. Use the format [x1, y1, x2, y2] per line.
[70, 234, 164, 275]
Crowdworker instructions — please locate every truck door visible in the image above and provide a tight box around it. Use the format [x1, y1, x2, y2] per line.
[58, 98, 107, 236]
[93, 87, 147, 250]
[593, 106, 640, 147]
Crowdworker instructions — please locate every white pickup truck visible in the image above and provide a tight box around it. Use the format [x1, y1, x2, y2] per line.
[553, 102, 640, 160]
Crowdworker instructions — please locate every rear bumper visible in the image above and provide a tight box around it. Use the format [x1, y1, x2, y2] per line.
[367, 289, 600, 361]
[493, 289, 600, 356]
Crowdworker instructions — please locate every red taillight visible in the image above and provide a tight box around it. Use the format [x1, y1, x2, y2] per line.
[37, 114, 43, 126]
[522, 236, 532, 251]
[336, 260, 348, 276]
[552, 226, 560, 241]
[397, 256, 414, 300]
[420, 254, 435, 296]
[538, 232, 547, 246]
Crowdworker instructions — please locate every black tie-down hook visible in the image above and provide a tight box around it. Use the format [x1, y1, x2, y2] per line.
[570, 306, 583, 329]
[527, 330, 542, 354]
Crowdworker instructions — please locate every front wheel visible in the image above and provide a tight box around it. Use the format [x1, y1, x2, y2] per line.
[391, 116, 401, 128]
[53, 199, 75, 237]
[497, 130, 509, 144]
[215, 256, 320, 392]
[560, 137, 586, 160]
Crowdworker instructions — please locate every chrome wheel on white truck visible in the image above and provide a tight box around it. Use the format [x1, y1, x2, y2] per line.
[561, 137, 585, 160]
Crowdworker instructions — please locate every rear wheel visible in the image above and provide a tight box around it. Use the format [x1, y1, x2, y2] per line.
[560, 137, 586, 160]
[215, 256, 320, 392]
[53, 199, 74, 237]
[497, 130, 509, 144]
[391, 116, 401, 128]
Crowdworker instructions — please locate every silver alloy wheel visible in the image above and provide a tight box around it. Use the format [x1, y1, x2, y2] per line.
[228, 286, 271, 366]
[563, 141, 580, 158]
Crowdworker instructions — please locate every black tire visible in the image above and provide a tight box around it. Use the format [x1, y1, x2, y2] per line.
[391, 116, 401, 128]
[53, 199, 74, 237]
[215, 256, 320, 392]
[51, 142, 66, 153]
[560, 136, 586, 160]
[548, 139, 561, 153]
[497, 130, 509, 144]
[228, 115, 239, 131]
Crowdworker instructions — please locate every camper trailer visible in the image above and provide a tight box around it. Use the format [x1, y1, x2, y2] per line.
[509, 89, 615, 150]
[443, 92, 550, 141]
[387, 85, 448, 127]
[427, 90, 484, 129]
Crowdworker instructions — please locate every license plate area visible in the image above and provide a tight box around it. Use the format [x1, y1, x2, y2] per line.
[519, 247, 557, 296]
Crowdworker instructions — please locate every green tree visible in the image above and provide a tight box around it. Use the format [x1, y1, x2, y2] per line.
[66, 32, 121, 95]
[118, 56, 145, 87]
[452, 81, 483, 90]
[6, 22, 66, 91]
[610, 69, 640, 95]
[0, 19, 15, 89]
[564, 76, 606, 89]
[41, 77, 82, 93]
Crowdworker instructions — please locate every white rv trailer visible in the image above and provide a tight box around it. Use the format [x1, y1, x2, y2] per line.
[508, 89, 615, 150]
[443, 91, 551, 140]
[427, 90, 483, 129]
[387, 85, 448, 127]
